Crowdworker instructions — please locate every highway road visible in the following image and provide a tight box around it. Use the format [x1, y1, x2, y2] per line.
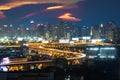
[0, 44, 86, 72]
[8, 44, 86, 62]
[29, 45, 86, 60]
[0, 44, 86, 65]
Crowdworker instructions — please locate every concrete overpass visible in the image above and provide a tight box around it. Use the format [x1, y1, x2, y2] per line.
[0, 56, 85, 72]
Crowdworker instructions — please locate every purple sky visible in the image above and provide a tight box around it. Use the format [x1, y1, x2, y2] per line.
[0, 0, 120, 27]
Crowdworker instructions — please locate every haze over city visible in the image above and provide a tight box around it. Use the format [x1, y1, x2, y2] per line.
[0, 0, 120, 27]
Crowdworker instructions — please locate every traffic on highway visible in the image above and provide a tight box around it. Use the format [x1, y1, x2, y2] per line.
[28, 45, 86, 61]
[0, 44, 86, 63]
[0, 43, 86, 72]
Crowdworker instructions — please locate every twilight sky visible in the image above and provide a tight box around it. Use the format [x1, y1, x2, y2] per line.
[0, 0, 120, 27]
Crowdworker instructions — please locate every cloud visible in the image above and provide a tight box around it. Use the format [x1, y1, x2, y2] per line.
[23, 12, 39, 19]
[0, 0, 84, 11]
[58, 13, 81, 21]
[0, 0, 84, 20]
[0, 11, 6, 20]
[46, 6, 64, 10]
[0, 1, 38, 10]
[22, 9, 46, 19]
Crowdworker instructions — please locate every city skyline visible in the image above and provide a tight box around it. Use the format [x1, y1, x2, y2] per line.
[0, 0, 120, 27]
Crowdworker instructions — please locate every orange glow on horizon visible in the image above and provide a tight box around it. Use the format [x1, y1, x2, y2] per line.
[58, 13, 81, 21]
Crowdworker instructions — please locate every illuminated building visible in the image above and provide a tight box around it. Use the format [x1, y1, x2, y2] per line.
[3, 25, 8, 37]
[0, 24, 15, 38]
[38, 23, 45, 37]
[99, 24, 105, 39]
[49, 25, 58, 41]
[80, 26, 90, 37]
[90, 25, 100, 39]
[30, 20, 35, 30]
[30, 20, 36, 37]
[69, 21, 76, 38]
[57, 21, 67, 39]
[90, 24, 105, 40]
[44, 23, 50, 40]
[66, 26, 71, 39]
[9, 24, 15, 38]
[44, 23, 57, 41]
[86, 46, 117, 60]
[35, 23, 40, 37]
[19, 25, 26, 37]
[105, 22, 118, 42]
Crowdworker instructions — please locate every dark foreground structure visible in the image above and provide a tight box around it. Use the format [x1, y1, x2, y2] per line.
[0, 60, 119, 80]
[0, 71, 54, 80]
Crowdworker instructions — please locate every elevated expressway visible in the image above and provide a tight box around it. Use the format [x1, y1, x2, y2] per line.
[0, 44, 86, 72]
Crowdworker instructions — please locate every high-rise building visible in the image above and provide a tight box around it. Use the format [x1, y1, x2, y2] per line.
[35, 23, 41, 37]
[49, 25, 57, 41]
[99, 24, 105, 39]
[38, 24, 45, 37]
[66, 26, 71, 39]
[90, 25, 100, 39]
[69, 21, 76, 38]
[105, 22, 118, 42]
[9, 24, 13, 37]
[57, 21, 67, 39]
[30, 20, 35, 30]
[30, 20, 36, 37]
[44, 24, 49, 40]
[19, 25, 26, 37]
[80, 26, 90, 37]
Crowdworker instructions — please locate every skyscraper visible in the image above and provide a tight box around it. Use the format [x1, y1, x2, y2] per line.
[90, 25, 100, 39]
[99, 24, 105, 39]
[30, 20, 36, 37]
[105, 22, 118, 42]
[30, 20, 35, 30]
[80, 26, 90, 37]
[19, 25, 26, 37]
[57, 21, 67, 39]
